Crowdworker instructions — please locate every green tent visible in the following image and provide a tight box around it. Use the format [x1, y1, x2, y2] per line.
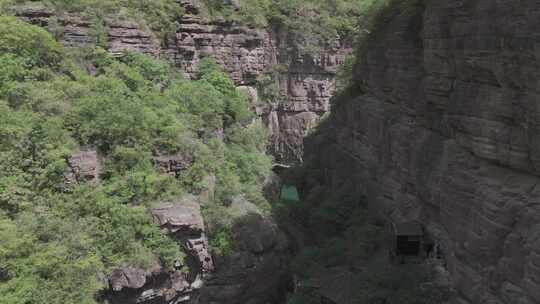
[280, 185, 300, 202]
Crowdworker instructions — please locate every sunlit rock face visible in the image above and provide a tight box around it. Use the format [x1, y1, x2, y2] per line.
[16, 1, 351, 163]
[305, 1, 540, 303]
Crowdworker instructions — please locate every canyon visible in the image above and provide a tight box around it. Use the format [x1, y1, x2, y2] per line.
[12, 0, 540, 303]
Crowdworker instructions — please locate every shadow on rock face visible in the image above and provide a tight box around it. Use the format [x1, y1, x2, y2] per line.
[100, 196, 291, 304]
[197, 198, 291, 304]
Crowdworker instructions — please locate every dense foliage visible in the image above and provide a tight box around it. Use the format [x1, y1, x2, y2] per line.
[0, 16, 271, 303]
[205, 0, 379, 36]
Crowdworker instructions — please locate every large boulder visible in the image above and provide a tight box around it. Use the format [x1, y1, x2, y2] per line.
[109, 267, 154, 291]
[64, 149, 99, 185]
[152, 196, 215, 274]
[152, 196, 205, 234]
[104, 267, 192, 304]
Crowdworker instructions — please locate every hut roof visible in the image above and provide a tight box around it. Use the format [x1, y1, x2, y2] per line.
[280, 185, 300, 202]
[393, 221, 423, 236]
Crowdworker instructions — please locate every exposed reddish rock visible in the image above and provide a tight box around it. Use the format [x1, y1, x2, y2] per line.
[170, 14, 271, 85]
[107, 20, 160, 56]
[64, 149, 99, 184]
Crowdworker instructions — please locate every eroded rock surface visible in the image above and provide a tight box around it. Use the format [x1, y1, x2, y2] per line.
[103, 196, 210, 304]
[64, 149, 99, 184]
[152, 196, 214, 275]
[109, 267, 156, 291]
[306, 1, 540, 303]
[170, 14, 271, 85]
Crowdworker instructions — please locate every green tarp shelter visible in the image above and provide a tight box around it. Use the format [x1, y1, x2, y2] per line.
[280, 185, 300, 202]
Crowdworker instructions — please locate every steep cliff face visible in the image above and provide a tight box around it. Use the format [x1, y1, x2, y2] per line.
[267, 36, 350, 163]
[307, 1, 540, 303]
[16, 2, 351, 163]
[166, 13, 351, 163]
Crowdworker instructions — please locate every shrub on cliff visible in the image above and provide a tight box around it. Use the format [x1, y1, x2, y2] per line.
[199, 0, 383, 54]
[0, 16, 62, 68]
[0, 16, 63, 98]
[2, 0, 184, 44]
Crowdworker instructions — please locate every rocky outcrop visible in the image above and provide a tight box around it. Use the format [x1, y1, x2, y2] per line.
[109, 267, 157, 291]
[104, 266, 193, 304]
[306, 1, 540, 303]
[102, 194, 288, 304]
[16, 5, 160, 53]
[152, 152, 194, 177]
[265, 37, 351, 162]
[102, 196, 210, 304]
[15, 2, 351, 163]
[167, 9, 351, 162]
[152, 196, 215, 276]
[64, 149, 99, 184]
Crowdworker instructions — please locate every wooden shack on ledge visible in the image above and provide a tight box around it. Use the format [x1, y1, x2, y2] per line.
[280, 184, 300, 203]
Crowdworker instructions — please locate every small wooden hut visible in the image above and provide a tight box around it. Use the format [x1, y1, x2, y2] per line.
[280, 184, 300, 202]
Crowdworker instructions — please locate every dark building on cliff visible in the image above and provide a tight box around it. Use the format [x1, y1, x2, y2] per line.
[390, 221, 425, 264]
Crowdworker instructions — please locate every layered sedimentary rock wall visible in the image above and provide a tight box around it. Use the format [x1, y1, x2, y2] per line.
[16, 1, 351, 163]
[306, 1, 540, 303]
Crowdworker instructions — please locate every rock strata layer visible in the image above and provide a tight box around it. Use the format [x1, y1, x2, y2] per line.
[306, 1, 540, 303]
[15, 2, 351, 163]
